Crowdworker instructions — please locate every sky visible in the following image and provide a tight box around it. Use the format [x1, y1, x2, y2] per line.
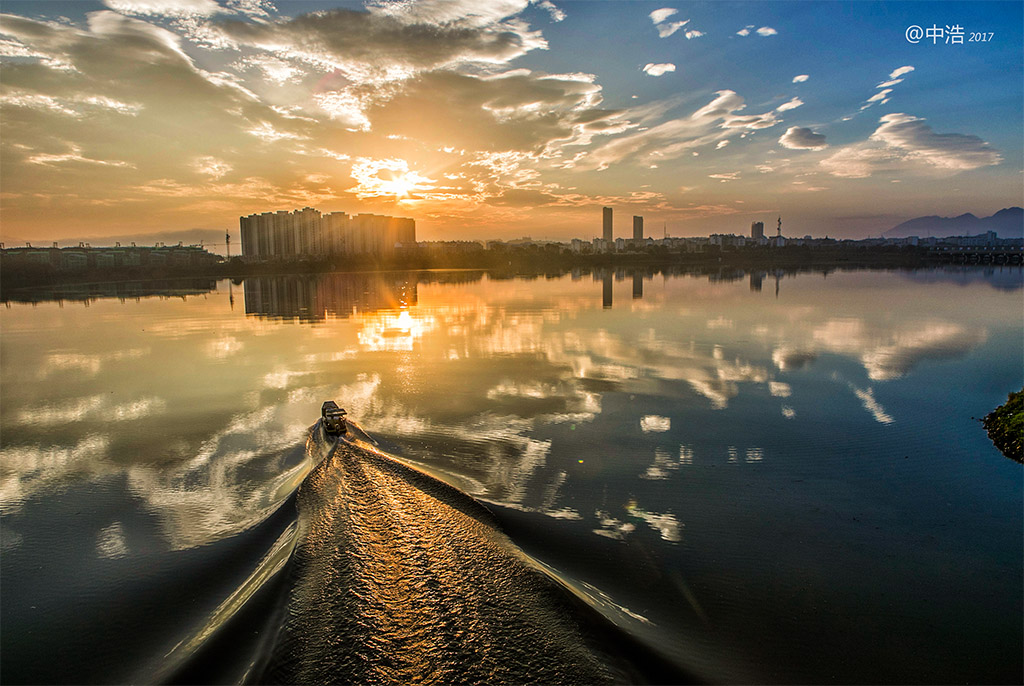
[1, 0, 1021, 246]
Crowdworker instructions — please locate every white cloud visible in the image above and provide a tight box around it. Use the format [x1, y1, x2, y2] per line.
[26, 144, 135, 168]
[657, 20, 690, 38]
[537, 0, 565, 22]
[876, 78, 904, 88]
[642, 62, 676, 77]
[684, 29, 704, 39]
[649, 8, 678, 24]
[792, 74, 809, 83]
[193, 156, 231, 179]
[737, 25, 754, 36]
[756, 26, 777, 36]
[779, 126, 827, 150]
[709, 171, 740, 181]
[365, 0, 531, 28]
[775, 97, 803, 112]
[819, 145, 903, 178]
[715, 139, 729, 149]
[580, 90, 780, 170]
[822, 115, 1003, 176]
[870, 113, 1003, 171]
[102, 0, 223, 17]
[889, 65, 914, 79]
[221, 6, 547, 85]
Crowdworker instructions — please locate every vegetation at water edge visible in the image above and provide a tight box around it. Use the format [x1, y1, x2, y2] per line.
[982, 389, 1023, 463]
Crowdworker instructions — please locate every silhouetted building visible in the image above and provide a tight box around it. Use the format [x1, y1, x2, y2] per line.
[239, 207, 415, 262]
[751, 221, 765, 240]
[633, 216, 644, 242]
[602, 206, 613, 247]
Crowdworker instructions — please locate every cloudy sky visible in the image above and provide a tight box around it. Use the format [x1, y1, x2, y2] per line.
[1, 0, 1021, 245]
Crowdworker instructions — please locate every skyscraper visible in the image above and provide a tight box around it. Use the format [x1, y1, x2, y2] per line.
[751, 221, 765, 240]
[603, 206, 613, 245]
[633, 215, 643, 242]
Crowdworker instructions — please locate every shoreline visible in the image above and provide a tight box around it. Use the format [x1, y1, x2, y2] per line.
[3, 246, 1015, 295]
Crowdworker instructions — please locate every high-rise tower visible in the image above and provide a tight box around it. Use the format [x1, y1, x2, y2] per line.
[633, 216, 643, 242]
[602, 207, 613, 245]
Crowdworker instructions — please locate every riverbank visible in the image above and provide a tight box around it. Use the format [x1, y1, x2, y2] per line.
[983, 390, 1023, 463]
[0, 244, 966, 293]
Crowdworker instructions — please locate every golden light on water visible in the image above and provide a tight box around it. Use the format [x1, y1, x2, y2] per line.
[357, 308, 436, 352]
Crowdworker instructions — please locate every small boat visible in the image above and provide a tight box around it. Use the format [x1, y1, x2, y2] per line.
[321, 400, 348, 435]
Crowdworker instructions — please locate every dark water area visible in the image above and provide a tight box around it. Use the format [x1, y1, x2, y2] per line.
[1, 267, 1021, 684]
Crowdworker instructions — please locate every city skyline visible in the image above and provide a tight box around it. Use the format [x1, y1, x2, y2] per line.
[1, 1, 1021, 245]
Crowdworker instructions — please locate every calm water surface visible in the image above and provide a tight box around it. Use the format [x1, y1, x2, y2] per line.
[1, 267, 1021, 683]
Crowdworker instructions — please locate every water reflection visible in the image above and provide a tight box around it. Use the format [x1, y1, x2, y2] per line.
[243, 272, 417, 322]
[1, 265, 1020, 684]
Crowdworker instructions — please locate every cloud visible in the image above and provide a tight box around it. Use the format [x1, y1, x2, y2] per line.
[775, 97, 803, 112]
[102, 0, 224, 17]
[821, 113, 1002, 176]
[365, 0, 531, 28]
[737, 25, 753, 36]
[537, 0, 565, 22]
[709, 171, 740, 181]
[26, 144, 136, 168]
[870, 113, 1003, 170]
[715, 140, 729, 149]
[819, 146, 903, 178]
[792, 74, 809, 83]
[756, 26, 777, 36]
[649, 8, 678, 24]
[860, 88, 892, 110]
[642, 63, 675, 77]
[860, 66, 914, 111]
[779, 126, 827, 150]
[649, 8, 695, 38]
[219, 7, 547, 84]
[193, 156, 231, 178]
[657, 20, 689, 38]
[579, 90, 780, 170]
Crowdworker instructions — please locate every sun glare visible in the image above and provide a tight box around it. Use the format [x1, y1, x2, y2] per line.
[349, 157, 435, 203]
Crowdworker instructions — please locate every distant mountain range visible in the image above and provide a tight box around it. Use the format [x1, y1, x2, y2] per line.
[884, 207, 1023, 239]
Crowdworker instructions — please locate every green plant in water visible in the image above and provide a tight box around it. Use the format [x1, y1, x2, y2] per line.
[982, 388, 1023, 464]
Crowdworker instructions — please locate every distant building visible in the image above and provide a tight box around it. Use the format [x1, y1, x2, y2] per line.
[239, 207, 415, 262]
[0, 243, 218, 271]
[633, 216, 644, 242]
[602, 206, 613, 248]
[751, 221, 765, 240]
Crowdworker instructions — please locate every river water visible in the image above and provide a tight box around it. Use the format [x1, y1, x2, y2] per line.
[1, 266, 1021, 684]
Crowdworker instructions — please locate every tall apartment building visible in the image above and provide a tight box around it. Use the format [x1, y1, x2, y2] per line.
[602, 207, 613, 245]
[240, 207, 415, 262]
[633, 215, 644, 242]
[751, 221, 765, 240]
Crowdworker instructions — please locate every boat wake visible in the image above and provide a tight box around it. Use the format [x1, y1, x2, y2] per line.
[162, 419, 690, 684]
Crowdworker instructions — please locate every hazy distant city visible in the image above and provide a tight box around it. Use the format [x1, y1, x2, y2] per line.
[3, 205, 1021, 278]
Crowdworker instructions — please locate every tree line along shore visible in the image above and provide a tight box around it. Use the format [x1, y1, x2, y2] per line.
[2, 243, 1008, 291]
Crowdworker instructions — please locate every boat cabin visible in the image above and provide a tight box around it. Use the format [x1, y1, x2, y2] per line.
[321, 401, 348, 434]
